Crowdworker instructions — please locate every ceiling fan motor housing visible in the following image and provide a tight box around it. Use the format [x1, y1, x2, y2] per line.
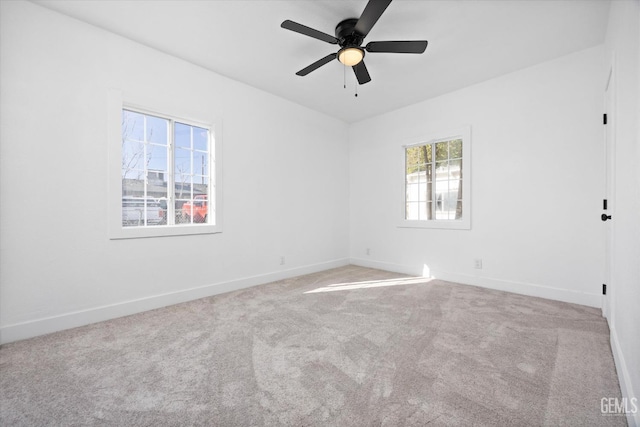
[335, 19, 364, 48]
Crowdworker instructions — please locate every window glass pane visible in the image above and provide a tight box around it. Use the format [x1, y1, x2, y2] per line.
[406, 168, 420, 186]
[449, 179, 462, 200]
[419, 181, 427, 201]
[449, 159, 462, 179]
[122, 197, 144, 227]
[175, 147, 192, 177]
[444, 160, 457, 181]
[425, 201, 433, 220]
[175, 122, 191, 148]
[455, 180, 463, 199]
[444, 192, 457, 211]
[450, 139, 462, 158]
[174, 169, 192, 197]
[177, 195, 209, 224]
[407, 145, 432, 169]
[121, 140, 145, 177]
[406, 202, 420, 220]
[146, 115, 169, 144]
[417, 145, 426, 164]
[418, 201, 428, 220]
[417, 168, 427, 184]
[193, 181, 208, 198]
[435, 141, 449, 161]
[146, 144, 168, 176]
[122, 179, 142, 198]
[174, 192, 191, 224]
[145, 198, 165, 226]
[406, 174, 416, 186]
[193, 152, 209, 176]
[146, 176, 168, 203]
[192, 126, 208, 152]
[122, 110, 144, 141]
[423, 144, 432, 163]
[435, 178, 449, 193]
[406, 147, 419, 174]
[435, 162, 448, 178]
[431, 186, 459, 220]
[406, 183, 419, 202]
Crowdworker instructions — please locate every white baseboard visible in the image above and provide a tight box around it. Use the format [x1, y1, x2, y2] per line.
[0, 258, 350, 345]
[610, 325, 640, 427]
[350, 257, 601, 308]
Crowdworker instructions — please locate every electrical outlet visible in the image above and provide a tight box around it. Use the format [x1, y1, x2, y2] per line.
[366, 248, 370, 256]
[280, 256, 285, 265]
[474, 259, 483, 269]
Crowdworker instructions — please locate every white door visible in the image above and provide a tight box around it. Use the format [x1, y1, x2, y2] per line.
[602, 65, 615, 320]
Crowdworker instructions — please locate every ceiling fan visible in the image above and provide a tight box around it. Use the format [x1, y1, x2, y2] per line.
[281, 0, 428, 85]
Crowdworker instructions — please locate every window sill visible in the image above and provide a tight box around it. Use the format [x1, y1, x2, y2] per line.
[109, 223, 222, 240]
[398, 219, 470, 230]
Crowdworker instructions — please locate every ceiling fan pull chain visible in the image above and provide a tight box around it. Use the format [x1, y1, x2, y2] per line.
[355, 75, 358, 97]
[343, 64, 346, 89]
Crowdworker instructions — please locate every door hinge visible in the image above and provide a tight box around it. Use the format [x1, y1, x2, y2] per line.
[603, 113, 607, 125]
[602, 284, 607, 295]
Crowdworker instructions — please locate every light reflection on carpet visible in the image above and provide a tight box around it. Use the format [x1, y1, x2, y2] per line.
[305, 276, 433, 293]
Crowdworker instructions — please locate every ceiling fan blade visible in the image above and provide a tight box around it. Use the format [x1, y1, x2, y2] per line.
[355, 0, 393, 37]
[296, 53, 338, 76]
[352, 61, 372, 85]
[281, 20, 339, 44]
[366, 40, 428, 54]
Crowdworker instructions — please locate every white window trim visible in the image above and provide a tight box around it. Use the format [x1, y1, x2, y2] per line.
[398, 126, 471, 230]
[108, 89, 223, 239]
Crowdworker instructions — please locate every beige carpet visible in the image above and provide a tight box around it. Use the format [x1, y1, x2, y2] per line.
[0, 265, 626, 426]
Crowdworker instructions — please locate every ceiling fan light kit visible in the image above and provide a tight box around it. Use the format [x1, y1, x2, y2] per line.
[338, 47, 364, 66]
[281, 0, 428, 85]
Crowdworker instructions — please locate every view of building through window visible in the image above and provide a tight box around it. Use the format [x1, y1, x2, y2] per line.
[405, 138, 462, 221]
[121, 109, 211, 227]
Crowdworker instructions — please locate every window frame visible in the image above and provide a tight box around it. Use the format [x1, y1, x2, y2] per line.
[108, 90, 223, 239]
[399, 126, 471, 230]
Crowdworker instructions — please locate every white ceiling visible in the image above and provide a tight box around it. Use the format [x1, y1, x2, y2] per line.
[33, 0, 610, 123]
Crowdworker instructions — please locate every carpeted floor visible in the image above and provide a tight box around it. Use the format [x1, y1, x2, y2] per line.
[0, 265, 626, 426]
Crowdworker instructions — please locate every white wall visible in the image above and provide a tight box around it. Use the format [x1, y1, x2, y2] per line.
[0, 2, 637, 415]
[604, 1, 640, 425]
[0, 1, 349, 343]
[349, 45, 605, 308]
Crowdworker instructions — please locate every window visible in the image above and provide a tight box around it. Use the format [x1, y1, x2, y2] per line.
[121, 108, 213, 227]
[109, 95, 221, 239]
[401, 127, 470, 229]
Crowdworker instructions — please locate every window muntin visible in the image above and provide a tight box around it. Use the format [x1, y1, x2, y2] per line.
[121, 109, 212, 228]
[402, 128, 470, 229]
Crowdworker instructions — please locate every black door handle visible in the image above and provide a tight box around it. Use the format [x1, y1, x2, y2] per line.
[601, 213, 612, 221]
